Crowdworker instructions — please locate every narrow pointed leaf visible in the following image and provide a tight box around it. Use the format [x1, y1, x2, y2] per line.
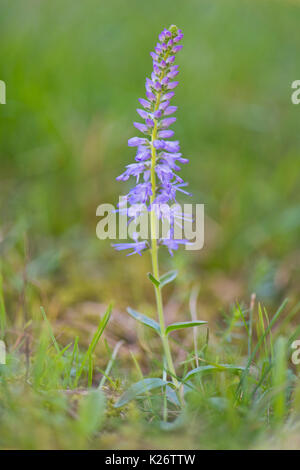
[74, 304, 112, 386]
[159, 270, 178, 288]
[183, 364, 245, 382]
[165, 320, 207, 335]
[147, 272, 160, 288]
[127, 307, 161, 334]
[115, 378, 169, 407]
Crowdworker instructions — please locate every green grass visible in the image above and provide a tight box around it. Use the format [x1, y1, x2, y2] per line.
[0, 0, 300, 450]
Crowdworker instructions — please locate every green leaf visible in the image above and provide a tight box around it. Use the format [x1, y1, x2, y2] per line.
[127, 307, 161, 335]
[237, 298, 289, 396]
[147, 272, 160, 288]
[159, 270, 178, 288]
[40, 306, 60, 353]
[165, 320, 207, 335]
[115, 378, 170, 408]
[183, 364, 245, 382]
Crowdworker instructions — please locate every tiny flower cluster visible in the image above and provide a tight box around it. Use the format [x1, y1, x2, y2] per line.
[113, 26, 191, 256]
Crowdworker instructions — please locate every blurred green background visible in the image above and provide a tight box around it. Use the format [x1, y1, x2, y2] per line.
[0, 0, 299, 331]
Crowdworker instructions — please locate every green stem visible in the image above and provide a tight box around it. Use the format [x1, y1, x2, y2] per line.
[149, 80, 179, 389]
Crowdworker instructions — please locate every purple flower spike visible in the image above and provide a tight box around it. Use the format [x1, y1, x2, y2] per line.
[114, 25, 191, 256]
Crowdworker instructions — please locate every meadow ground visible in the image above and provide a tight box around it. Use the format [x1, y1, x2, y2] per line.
[0, 0, 300, 450]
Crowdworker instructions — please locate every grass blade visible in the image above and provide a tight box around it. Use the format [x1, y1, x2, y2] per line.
[40, 306, 60, 354]
[114, 378, 170, 408]
[98, 340, 123, 389]
[0, 270, 6, 339]
[183, 364, 245, 382]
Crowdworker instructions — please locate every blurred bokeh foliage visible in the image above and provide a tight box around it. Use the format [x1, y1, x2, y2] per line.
[0, 0, 299, 324]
